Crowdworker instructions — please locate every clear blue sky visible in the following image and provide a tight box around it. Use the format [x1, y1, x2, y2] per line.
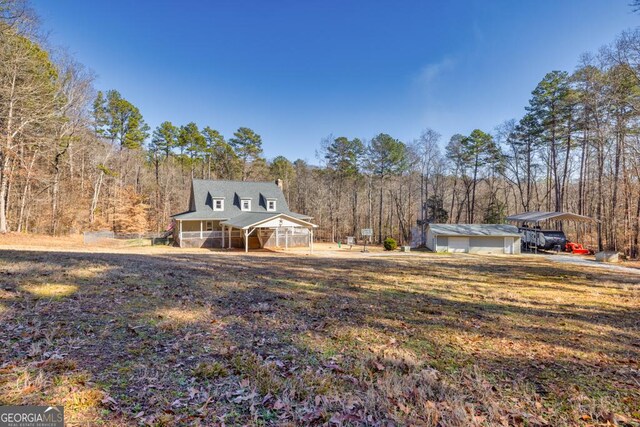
[33, 0, 637, 162]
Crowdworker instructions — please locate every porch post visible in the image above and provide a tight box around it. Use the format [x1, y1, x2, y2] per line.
[285, 228, 288, 249]
[179, 220, 183, 248]
[200, 221, 203, 239]
[244, 229, 249, 252]
[228, 226, 232, 249]
[310, 228, 314, 254]
[222, 224, 225, 248]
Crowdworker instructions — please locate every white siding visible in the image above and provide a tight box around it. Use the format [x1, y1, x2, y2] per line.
[426, 228, 435, 250]
[430, 234, 521, 254]
[436, 235, 448, 252]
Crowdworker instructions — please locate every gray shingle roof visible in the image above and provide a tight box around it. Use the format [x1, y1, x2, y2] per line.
[172, 179, 313, 222]
[428, 224, 521, 237]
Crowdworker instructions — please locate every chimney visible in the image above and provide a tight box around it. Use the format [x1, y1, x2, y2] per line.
[275, 179, 283, 190]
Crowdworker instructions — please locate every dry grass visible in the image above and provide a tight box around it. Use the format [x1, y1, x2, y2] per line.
[0, 242, 638, 426]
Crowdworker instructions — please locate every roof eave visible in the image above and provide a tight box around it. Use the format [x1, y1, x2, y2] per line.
[222, 213, 318, 230]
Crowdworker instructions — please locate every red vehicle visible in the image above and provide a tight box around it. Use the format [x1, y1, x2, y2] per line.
[565, 242, 590, 255]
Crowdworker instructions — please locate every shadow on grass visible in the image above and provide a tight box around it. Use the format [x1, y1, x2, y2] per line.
[0, 249, 638, 425]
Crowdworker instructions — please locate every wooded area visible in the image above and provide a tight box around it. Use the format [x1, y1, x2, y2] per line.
[1, 0, 639, 256]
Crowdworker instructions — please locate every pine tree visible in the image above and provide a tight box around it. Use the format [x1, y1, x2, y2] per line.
[150, 121, 178, 159]
[526, 71, 572, 211]
[459, 129, 503, 223]
[178, 122, 206, 177]
[229, 127, 263, 180]
[366, 133, 407, 243]
[93, 90, 149, 150]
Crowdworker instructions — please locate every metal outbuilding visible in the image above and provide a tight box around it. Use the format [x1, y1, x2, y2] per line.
[426, 224, 521, 254]
[506, 211, 599, 252]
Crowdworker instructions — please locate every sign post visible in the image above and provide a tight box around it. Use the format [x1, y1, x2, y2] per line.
[361, 228, 373, 252]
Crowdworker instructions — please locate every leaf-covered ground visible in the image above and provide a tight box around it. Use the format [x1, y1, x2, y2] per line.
[0, 244, 638, 426]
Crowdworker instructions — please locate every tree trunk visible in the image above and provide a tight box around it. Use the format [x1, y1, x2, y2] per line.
[378, 178, 384, 243]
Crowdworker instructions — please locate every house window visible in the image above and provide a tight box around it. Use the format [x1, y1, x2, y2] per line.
[267, 200, 276, 211]
[213, 199, 224, 211]
[241, 199, 251, 211]
[206, 221, 213, 231]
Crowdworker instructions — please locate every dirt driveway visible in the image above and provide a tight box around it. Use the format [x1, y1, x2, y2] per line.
[546, 254, 640, 276]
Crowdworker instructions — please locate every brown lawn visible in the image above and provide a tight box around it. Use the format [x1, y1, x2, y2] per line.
[0, 237, 638, 426]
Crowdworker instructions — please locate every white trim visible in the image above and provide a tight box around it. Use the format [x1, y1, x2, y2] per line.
[213, 198, 224, 211]
[267, 200, 276, 211]
[241, 199, 251, 211]
[226, 213, 318, 230]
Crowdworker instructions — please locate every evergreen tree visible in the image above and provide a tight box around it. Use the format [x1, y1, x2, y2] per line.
[526, 71, 572, 211]
[229, 127, 263, 180]
[150, 121, 178, 159]
[459, 129, 503, 223]
[270, 155, 294, 183]
[425, 195, 448, 223]
[366, 133, 407, 243]
[323, 136, 365, 240]
[178, 122, 206, 177]
[483, 200, 507, 224]
[203, 126, 238, 179]
[93, 89, 149, 150]
[503, 113, 542, 211]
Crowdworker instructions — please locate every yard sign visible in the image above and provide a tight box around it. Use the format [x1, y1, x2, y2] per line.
[360, 228, 373, 252]
[346, 236, 355, 249]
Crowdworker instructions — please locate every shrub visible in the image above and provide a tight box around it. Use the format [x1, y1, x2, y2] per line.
[383, 237, 397, 251]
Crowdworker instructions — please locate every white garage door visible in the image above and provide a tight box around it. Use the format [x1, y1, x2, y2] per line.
[448, 237, 469, 253]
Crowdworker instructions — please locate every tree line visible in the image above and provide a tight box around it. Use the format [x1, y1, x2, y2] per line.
[1, 0, 639, 256]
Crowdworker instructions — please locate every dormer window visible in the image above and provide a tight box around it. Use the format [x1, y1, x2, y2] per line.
[213, 198, 224, 211]
[241, 199, 251, 211]
[267, 200, 276, 211]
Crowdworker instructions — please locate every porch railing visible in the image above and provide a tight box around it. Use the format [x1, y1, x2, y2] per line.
[180, 231, 242, 239]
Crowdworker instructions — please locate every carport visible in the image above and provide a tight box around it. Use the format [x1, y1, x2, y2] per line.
[506, 211, 600, 252]
[221, 212, 318, 253]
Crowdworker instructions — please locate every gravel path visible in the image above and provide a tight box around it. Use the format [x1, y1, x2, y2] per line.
[546, 254, 640, 276]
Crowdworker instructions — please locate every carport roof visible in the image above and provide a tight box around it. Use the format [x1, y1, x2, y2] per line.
[506, 211, 597, 223]
[221, 212, 317, 230]
[428, 224, 521, 237]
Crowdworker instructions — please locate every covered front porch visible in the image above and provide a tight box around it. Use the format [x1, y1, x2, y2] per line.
[175, 213, 317, 252]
